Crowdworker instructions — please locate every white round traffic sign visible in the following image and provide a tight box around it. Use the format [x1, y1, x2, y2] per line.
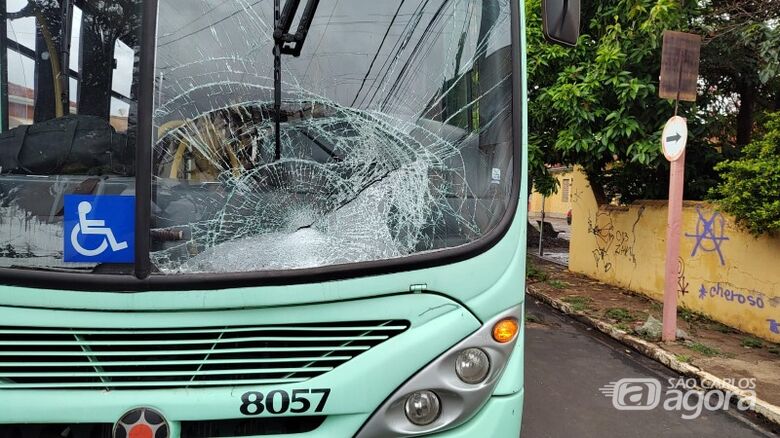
[662, 116, 688, 161]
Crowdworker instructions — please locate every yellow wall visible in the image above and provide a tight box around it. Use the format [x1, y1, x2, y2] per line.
[569, 168, 780, 342]
[529, 168, 575, 218]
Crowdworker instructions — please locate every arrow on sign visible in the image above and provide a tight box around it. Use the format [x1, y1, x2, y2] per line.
[662, 116, 688, 162]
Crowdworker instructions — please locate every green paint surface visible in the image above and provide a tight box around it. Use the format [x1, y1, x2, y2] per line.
[0, 1, 529, 434]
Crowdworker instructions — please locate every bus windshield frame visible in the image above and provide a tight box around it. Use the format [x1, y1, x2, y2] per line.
[0, 0, 523, 291]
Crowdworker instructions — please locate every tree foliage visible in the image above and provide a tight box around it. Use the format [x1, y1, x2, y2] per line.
[526, 0, 780, 205]
[527, 0, 689, 202]
[697, 0, 780, 147]
[710, 112, 780, 236]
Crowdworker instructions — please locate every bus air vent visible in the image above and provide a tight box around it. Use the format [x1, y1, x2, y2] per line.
[0, 417, 325, 437]
[0, 320, 408, 390]
[181, 416, 326, 437]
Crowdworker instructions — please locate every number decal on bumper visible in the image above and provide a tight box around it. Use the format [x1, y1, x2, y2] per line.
[240, 388, 331, 415]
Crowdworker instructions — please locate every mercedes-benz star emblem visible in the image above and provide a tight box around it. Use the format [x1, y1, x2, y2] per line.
[113, 408, 169, 438]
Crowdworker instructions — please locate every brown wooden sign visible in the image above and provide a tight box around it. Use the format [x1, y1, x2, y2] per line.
[659, 31, 701, 102]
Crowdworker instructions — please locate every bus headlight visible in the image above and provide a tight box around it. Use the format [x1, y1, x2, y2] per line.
[356, 304, 522, 437]
[404, 390, 441, 425]
[455, 348, 490, 384]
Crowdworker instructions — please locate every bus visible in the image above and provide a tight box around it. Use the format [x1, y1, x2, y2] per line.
[0, 0, 577, 436]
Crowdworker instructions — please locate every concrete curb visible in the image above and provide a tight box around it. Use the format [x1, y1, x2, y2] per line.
[526, 284, 780, 427]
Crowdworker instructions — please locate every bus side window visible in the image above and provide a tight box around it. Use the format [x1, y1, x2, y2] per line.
[1, 0, 140, 177]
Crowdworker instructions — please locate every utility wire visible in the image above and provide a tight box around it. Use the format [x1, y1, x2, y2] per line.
[360, 0, 431, 109]
[158, 0, 263, 48]
[350, 0, 406, 107]
[380, 0, 452, 110]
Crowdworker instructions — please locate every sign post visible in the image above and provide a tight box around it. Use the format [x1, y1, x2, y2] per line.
[659, 31, 700, 342]
[661, 117, 688, 342]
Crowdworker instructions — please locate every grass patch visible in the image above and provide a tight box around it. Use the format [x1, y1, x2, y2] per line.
[605, 307, 635, 323]
[547, 279, 567, 289]
[526, 263, 549, 282]
[687, 342, 720, 357]
[678, 307, 702, 323]
[636, 331, 659, 342]
[769, 346, 780, 355]
[741, 337, 764, 349]
[614, 322, 632, 332]
[710, 322, 735, 334]
[561, 295, 593, 312]
[525, 312, 541, 324]
[633, 310, 650, 322]
[675, 354, 692, 363]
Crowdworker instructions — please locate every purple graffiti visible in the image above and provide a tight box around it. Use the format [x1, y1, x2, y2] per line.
[769, 320, 779, 335]
[685, 208, 729, 265]
[698, 283, 764, 308]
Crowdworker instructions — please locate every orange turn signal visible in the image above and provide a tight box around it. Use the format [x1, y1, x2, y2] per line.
[492, 318, 519, 343]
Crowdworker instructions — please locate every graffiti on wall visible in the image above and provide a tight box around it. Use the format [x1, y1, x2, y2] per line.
[698, 282, 765, 309]
[588, 212, 615, 272]
[685, 207, 729, 265]
[615, 207, 642, 265]
[570, 187, 584, 204]
[769, 319, 779, 335]
[677, 257, 690, 297]
[614, 231, 636, 264]
[588, 208, 642, 273]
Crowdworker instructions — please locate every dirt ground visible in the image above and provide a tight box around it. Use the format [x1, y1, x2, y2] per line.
[526, 257, 780, 407]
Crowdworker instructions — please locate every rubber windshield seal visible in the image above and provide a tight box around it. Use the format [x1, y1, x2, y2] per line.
[0, 1, 524, 292]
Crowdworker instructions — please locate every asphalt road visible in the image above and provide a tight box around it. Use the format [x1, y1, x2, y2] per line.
[521, 299, 779, 437]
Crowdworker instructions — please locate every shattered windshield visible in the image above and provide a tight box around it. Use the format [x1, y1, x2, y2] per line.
[150, 0, 516, 274]
[0, 0, 516, 277]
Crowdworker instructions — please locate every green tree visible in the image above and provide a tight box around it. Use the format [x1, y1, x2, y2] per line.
[527, 0, 780, 204]
[696, 1, 780, 147]
[527, 0, 693, 203]
[710, 112, 780, 236]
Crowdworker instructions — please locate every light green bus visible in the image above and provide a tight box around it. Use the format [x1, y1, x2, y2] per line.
[0, 0, 576, 436]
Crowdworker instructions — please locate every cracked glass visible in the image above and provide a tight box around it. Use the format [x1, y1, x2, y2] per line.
[151, 0, 516, 274]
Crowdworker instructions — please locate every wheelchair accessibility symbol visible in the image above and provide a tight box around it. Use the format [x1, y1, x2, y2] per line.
[64, 195, 135, 263]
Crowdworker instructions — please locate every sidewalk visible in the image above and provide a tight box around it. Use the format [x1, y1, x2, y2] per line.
[526, 256, 780, 424]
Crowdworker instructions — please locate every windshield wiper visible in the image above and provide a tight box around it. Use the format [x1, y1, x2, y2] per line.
[273, 0, 321, 161]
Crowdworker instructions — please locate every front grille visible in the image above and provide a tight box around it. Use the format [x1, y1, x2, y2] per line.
[181, 416, 325, 437]
[0, 424, 112, 438]
[0, 320, 408, 390]
[0, 417, 325, 437]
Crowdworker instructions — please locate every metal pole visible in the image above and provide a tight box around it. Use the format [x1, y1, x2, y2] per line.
[538, 197, 545, 257]
[60, 0, 71, 107]
[134, 0, 159, 280]
[0, 0, 9, 132]
[674, 48, 683, 117]
[663, 61, 685, 342]
[662, 150, 685, 342]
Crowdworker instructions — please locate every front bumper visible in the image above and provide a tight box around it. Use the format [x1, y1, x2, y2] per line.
[431, 390, 524, 438]
[0, 292, 523, 437]
[286, 390, 525, 438]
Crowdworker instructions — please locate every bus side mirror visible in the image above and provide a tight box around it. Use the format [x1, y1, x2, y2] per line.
[542, 0, 581, 47]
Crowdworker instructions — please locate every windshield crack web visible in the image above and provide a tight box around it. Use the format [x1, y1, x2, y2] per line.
[149, 0, 513, 274]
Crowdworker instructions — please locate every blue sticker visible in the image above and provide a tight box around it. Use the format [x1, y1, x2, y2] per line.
[64, 195, 135, 263]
